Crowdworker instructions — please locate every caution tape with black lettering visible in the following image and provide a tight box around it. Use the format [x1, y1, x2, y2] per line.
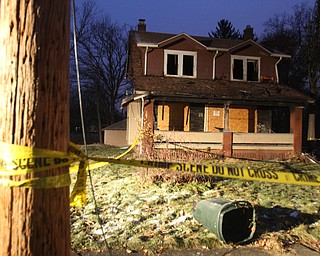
[88, 157, 320, 187]
[0, 141, 320, 207]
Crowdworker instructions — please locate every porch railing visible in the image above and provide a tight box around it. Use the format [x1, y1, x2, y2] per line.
[154, 130, 223, 149]
[154, 130, 294, 151]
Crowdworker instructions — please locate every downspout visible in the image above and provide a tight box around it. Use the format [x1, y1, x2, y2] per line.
[144, 46, 149, 75]
[212, 50, 219, 80]
[140, 97, 144, 155]
[275, 56, 282, 84]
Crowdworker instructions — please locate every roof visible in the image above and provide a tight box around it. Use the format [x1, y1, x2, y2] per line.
[124, 30, 312, 107]
[103, 119, 127, 130]
[125, 76, 315, 106]
[133, 30, 289, 56]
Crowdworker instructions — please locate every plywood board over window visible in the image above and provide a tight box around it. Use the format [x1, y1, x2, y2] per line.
[206, 106, 224, 132]
[184, 105, 190, 131]
[156, 102, 188, 131]
[156, 104, 170, 130]
[229, 107, 256, 133]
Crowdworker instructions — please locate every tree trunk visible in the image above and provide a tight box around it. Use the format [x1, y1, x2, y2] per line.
[96, 98, 103, 144]
[0, 1, 70, 255]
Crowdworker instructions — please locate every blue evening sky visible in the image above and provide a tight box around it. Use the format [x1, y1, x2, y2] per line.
[84, 0, 315, 38]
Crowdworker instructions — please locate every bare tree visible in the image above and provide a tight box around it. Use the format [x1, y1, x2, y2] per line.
[70, 1, 130, 143]
[303, 0, 320, 95]
[261, 2, 319, 93]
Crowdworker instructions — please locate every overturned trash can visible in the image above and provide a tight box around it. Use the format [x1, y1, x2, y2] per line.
[193, 198, 256, 244]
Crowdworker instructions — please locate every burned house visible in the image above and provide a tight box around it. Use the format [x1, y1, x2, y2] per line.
[122, 20, 314, 159]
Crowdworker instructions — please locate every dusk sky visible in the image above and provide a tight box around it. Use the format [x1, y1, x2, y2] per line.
[87, 0, 315, 39]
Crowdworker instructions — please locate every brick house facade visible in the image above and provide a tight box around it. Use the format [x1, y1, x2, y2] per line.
[122, 20, 314, 159]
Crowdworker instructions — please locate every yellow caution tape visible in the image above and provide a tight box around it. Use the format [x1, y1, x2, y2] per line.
[0, 142, 78, 176]
[0, 172, 71, 189]
[88, 157, 320, 187]
[1, 140, 320, 207]
[69, 142, 89, 207]
[75, 138, 139, 171]
[69, 138, 139, 207]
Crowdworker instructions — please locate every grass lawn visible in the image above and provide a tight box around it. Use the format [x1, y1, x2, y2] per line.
[70, 144, 320, 255]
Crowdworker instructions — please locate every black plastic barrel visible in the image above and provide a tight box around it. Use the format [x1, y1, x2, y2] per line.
[193, 198, 256, 244]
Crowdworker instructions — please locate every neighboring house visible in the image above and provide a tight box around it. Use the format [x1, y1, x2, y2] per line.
[122, 19, 315, 159]
[103, 119, 127, 147]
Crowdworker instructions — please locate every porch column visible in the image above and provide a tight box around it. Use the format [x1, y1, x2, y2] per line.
[290, 106, 303, 154]
[223, 102, 232, 157]
[143, 100, 155, 155]
[144, 100, 154, 131]
[223, 102, 230, 131]
[223, 131, 233, 157]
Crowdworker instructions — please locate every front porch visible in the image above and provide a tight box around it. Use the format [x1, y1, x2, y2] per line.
[154, 130, 295, 160]
[126, 98, 305, 160]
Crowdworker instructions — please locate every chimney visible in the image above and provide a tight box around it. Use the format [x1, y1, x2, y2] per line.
[138, 19, 146, 32]
[243, 25, 254, 40]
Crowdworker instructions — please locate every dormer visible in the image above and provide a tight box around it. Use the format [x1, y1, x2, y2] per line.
[159, 34, 207, 79]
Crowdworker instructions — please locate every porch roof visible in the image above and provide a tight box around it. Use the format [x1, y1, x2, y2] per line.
[124, 76, 315, 107]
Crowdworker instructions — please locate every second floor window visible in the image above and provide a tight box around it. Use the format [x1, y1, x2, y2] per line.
[231, 56, 260, 82]
[164, 50, 197, 78]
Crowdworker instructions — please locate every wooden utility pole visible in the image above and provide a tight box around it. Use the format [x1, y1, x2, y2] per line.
[0, 1, 70, 255]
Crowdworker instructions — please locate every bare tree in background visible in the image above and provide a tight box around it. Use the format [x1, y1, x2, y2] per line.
[261, 1, 320, 140]
[261, 2, 319, 94]
[70, 1, 130, 143]
[304, 0, 320, 95]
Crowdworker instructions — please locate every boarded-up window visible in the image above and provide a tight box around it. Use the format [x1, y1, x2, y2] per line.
[207, 106, 224, 132]
[229, 108, 249, 132]
[156, 104, 170, 130]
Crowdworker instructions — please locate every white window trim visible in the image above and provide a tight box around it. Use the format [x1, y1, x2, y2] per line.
[231, 55, 260, 82]
[164, 50, 197, 78]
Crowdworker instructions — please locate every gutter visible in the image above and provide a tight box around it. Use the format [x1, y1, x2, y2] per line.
[121, 92, 150, 107]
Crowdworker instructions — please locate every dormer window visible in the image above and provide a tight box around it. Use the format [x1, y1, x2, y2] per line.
[231, 55, 260, 82]
[164, 50, 197, 78]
